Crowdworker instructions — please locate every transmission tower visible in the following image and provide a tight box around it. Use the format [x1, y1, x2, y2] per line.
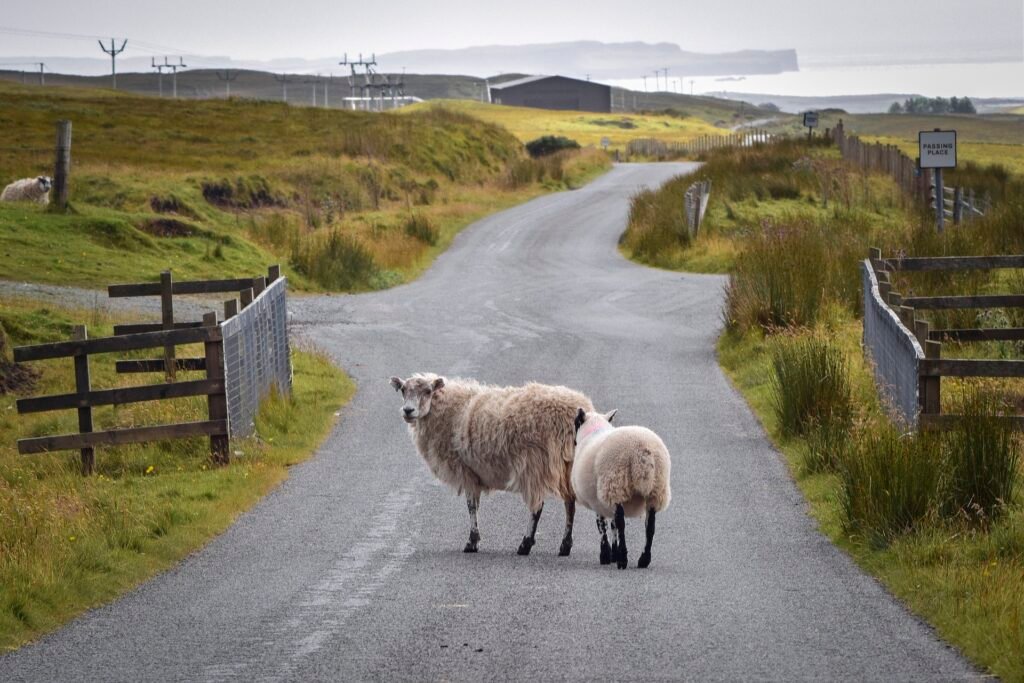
[151, 58, 168, 97]
[339, 53, 377, 110]
[216, 69, 239, 98]
[160, 57, 187, 98]
[98, 38, 128, 89]
[273, 73, 291, 102]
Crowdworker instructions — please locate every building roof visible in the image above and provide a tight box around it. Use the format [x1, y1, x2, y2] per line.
[489, 74, 606, 90]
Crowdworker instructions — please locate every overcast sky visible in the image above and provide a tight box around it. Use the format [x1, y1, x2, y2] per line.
[1, 0, 1021, 62]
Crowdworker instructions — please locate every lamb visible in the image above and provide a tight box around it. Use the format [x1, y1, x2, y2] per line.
[571, 408, 672, 569]
[389, 373, 594, 556]
[0, 176, 52, 205]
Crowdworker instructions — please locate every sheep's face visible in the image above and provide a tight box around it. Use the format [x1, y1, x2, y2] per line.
[389, 374, 445, 423]
[573, 408, 618, 447]
[36, 176, 52, 192]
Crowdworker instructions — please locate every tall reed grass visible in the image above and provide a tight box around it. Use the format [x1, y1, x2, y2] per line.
[769, 333, 853, 438]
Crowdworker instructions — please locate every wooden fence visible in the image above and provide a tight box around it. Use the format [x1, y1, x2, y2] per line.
[866, 247, 1024, 429]
[626, 129, 779, 160]
[832, 121, 988, 227]
[13, 265, 285, 474]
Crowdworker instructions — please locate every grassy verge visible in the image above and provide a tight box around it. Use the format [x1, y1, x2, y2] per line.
[0, 81, 609, 292]
[0, 296, 354, 651]
[626, 137, 1024, 680]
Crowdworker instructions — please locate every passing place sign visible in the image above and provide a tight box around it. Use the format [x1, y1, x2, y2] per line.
[919, 130, 957, 169]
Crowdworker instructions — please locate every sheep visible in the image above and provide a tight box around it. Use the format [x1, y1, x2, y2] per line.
[389, 373, 594, 556]
[571, 408, 672, 569]
[0, 176, 52, 205]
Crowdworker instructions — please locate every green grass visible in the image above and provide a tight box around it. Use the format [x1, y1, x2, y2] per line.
[0, 296, 354, 651]
[409, 99, 725, 148]
[0, 81, 609, 292]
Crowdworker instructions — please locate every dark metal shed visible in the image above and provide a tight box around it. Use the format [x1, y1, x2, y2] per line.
[489, 75, 611, 113]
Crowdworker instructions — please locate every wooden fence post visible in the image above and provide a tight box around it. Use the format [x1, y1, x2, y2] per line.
[953, 186, 963, 224]
[53, 120, 72, 210]
[240, 287, 254, 309]
[202, 312, 229, 465]
[252, 276, 266, 297]
[224, 298, 238, 321]
[922, 339, 942, 418]
[72, 325, 94, 475]
[161, 270, 176, 382]
[267, 264, 281, 283]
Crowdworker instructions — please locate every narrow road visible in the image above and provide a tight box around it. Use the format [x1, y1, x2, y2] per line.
[1, 164, 974, 681]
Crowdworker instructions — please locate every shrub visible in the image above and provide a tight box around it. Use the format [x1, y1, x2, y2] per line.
[724, 222, 828, 331]
[291, 230, 378, 291]
[769, 334, 852, 438]
[837, 427, 944, 544]
[944, 389, 1020, 522]
[403, 213, 438, 245]
[525, 136, 580, 158]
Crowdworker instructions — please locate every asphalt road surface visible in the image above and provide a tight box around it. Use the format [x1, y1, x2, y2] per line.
[1, 164, 976, 681]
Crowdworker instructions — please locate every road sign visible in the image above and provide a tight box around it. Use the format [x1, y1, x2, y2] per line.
[600, 137, 610, 150]
[802, 111, 819, 129]
[918, 129, 957, 169]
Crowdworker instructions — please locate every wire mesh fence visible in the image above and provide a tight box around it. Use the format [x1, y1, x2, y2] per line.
[862, 260, 922, 427]
[220, 277, 292, 438]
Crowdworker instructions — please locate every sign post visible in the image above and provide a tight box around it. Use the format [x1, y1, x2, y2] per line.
[803, 111, 819, 140]
[919, 129, 957, 232]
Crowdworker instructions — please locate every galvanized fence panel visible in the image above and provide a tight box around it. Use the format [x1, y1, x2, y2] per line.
[220, 277, 292, 438]
[862, 260, 922, 427]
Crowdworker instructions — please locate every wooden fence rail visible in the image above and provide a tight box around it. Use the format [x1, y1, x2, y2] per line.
[867, 247, 1024, 428]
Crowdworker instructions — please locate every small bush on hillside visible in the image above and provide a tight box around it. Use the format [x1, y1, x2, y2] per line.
[769, 333, 853, 438]
[403, 214, 438, 245]
[525, 136, 580, 158]
[291, 230, 378, 291]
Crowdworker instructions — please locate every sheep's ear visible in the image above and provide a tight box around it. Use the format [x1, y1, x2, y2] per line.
[604, 409, 618, 423]
[431, 376, 445, 391]
[389, 376, 404, 392]
[574, 408, 586, 434]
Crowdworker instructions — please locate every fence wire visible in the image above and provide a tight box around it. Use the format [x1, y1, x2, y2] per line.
[862, 260, 922, 428]
[220, 278, 292, 438]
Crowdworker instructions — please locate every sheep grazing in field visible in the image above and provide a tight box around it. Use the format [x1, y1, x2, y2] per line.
[389, 373, 594, 556]
[571, 408, 672, 569]
[0, 176, 52, 205]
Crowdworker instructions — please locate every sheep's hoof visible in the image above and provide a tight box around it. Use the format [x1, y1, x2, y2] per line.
[617, 553, 628, 570]
[516, 537, 535, 556]
[463, 542, 479, 553]
[637, 552, 651, 569]
[599, 542, 612, 565]
[558, 537, 572, 557]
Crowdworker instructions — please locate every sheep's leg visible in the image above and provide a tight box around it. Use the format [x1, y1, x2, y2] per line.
[464, 492, 481, 553]
[516, 503, 544, 556]
[637, 508, 656, 569]
[614, 504, 628, 569]
[597, 516, 612, 565]
[558, 498, 575, 557]
[608, 517, 619, 565]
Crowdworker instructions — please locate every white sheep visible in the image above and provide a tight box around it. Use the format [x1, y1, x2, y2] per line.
[0, 176, 52, 205]
[571, 408, 672, 569]
[390, 373, 594, 556]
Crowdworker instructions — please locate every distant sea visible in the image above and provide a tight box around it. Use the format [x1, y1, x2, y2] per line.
[606, 60, 1024, 100]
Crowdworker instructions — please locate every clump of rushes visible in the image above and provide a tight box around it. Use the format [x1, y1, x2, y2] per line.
[768, 332, 852, 438]
[291, 229, 379, 291]
[403, 214, 438, 245]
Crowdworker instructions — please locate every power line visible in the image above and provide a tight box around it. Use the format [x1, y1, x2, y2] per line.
[216, 69, 238, 98]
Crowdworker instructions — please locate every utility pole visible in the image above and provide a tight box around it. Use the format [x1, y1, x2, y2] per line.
[642, 74, 647, 92]
[151, 58, 167, 97]
[30, 62, 45, 85]
[663, 68, 669, 92]
[274, 73, 291, 102]
[162, 57, 186, 98]
[98, 38, 128, 89]
[216, 69, 238, 98]
[324, 73, 331, 108]
[690, 79, 695, 96]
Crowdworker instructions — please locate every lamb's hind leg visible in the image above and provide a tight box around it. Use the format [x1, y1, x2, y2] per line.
[637, 508, 656, 569]
[516, 503, 544, 556]
[614, 504, 628, 569]
[597, 515, 612, 565]
[558, 498, 575, 557]
[464, 492, 481, 553]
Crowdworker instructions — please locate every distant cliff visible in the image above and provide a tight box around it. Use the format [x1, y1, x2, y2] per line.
[381, 41, 799, 79]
